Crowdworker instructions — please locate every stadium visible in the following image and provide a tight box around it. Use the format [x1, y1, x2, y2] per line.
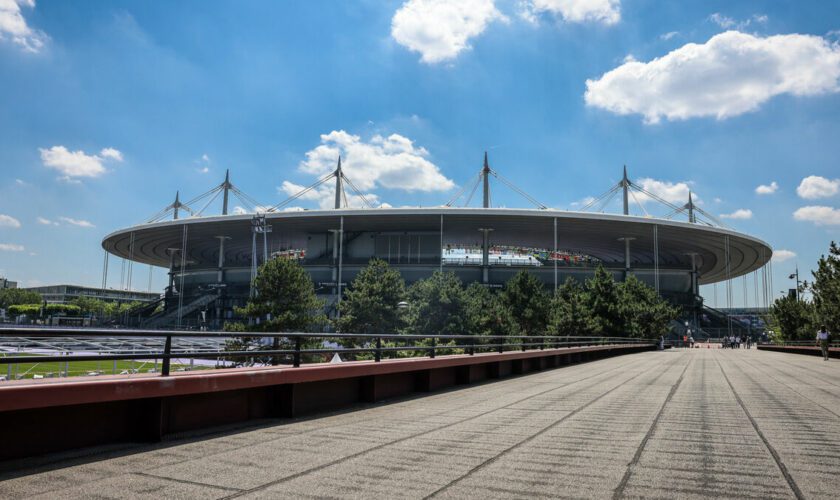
[101, 156, 773, 330]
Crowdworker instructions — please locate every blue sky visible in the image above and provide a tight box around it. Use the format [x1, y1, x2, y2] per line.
[1, 0, 839, 307]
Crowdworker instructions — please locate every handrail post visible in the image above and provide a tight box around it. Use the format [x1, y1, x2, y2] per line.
[521, 337, 526, 352]
[375, 336, 382, 362]
[540, 338, 544, 350]
[498, 336, 503, 354]
[293, 336, 301, 367]
[430, 336, 436, 359]
[161, 335, 172, 376]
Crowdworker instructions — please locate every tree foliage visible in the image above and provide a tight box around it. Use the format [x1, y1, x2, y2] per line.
[771, 293, 815, 341]
[548, 278, 591, 337]
[405, 271, 468, 337]
[239, 257, 325, 332]
[501, 270, 550, 336]
[810, 241, 840, 333]
[584, 266, 623, 337]
[618, 275, 679, 338]
[336, 258, 406, 335]
[464, 282, 517, 338]
[0, 288, 41, 309]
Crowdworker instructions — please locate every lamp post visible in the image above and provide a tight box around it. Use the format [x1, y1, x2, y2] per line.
[788, 266, 801, 301]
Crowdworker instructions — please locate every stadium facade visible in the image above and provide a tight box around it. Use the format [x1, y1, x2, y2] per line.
[102, 157, 773, 330]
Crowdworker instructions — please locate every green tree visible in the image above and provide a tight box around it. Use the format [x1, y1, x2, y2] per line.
[464, 282, 517, 338]
[405, 271, 468, 337]
[548, 277, 592, 337]
[810, 241, 840, 333]
[237, 258, 325, 364]
[585, 266, 623, 336]
[0, 288, 41, 309]
[501, 270, 550, 336]
[772, 294, 815, 341]
[336, 258, 406, 336]
[239, 258, 325, 331]
[618, 275, 678, 339]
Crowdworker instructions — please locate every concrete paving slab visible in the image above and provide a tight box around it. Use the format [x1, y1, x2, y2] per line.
[2, 349, 838, 499]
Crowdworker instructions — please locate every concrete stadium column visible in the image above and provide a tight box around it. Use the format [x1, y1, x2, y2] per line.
[618, 237, 635, 280]
[166, 247, 179, 292]
[479, 228, 493, 284]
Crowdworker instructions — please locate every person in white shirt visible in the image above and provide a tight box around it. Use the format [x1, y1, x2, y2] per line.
[817, 326, 831, 361]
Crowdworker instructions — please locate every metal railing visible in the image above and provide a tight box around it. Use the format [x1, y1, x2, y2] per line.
[0, 327, 654, 379]
[762, 340, 840, 348]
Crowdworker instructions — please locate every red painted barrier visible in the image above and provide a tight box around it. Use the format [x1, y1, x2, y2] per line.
[0, 343, 651, 461]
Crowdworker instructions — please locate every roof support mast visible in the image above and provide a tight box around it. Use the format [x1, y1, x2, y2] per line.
[622, 165, 629, 216]
[334, 157, 343, 210]
[687, 191, 696, 223]
[173, 191, 181, 220]
[482, 152, 490, 209]
[222, 170, 231, 215]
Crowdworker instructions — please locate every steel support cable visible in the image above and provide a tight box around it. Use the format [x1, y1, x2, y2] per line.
[230, 186, 265, 211]
[445, 171, 481, 207]
[195, 189, 223, 216]
[580, 183, 621, 211]
[230, 191, 256, 213]
[463, 176, 482, 207]
[342, 174, 375, 208]
[628, 181, 684, 212]
[595, 189, 620, 213]
[269, 172, 336, 211]
[628, 188, 650, 217]
[693, 205, 729, 229]
[662, 204, 689, 220]
[490, 170, 547, 209]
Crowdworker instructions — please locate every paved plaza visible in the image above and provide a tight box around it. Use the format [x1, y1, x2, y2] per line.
[1, 348, 838, 499]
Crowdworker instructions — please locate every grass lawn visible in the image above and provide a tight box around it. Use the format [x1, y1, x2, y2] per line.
[1, 353, 212, 379]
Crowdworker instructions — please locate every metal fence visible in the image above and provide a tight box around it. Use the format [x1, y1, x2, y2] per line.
[0, 327, 654, 379]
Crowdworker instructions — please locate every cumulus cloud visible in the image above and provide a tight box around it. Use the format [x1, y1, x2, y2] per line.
[796, 175, 839, 199]
[584, 31, 840, 124]
[793, 205, 840, 226]
[58, 216, 95, 228]
[0, 214, 21, 228]
[36, 216, 55, 225]
[391, 0, 507, 64]
[519, 0, 620, 26]
[755, 181, 778, 195]
[720, 208, 753, 220]
[0, 0, 47, 53]
[634, 178, 694, 205]
[39, 145, 123, 179]
[297, 130, 454, 194]
[771, 249, 796, 262]
[0, 243, 25, 252]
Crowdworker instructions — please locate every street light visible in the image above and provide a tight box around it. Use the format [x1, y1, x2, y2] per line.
[788, 266, 801, 301]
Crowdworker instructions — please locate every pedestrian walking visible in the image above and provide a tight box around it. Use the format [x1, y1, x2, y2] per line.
[817, 326, 831, 361]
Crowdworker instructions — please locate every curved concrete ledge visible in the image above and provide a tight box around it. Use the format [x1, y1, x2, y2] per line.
[0, 343, 652, 461]
[757, 344, 839, 358]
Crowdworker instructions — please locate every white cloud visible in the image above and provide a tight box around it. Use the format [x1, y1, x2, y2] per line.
[771, 249, 796, 262]
[39, 145, 122, 179]
[709, 13, 767, 30]
[0, 0, 47, 53]
[14, 178, 26, 185]
[36, 216, 57, 225]
[391, 0, 507, 64]
[634, 178, 694, 205]
[0, 214, 21, 228]
[58, 216, 95, 228]
[519, 0, 621, 26]
[793, 205, 840, 226]
[0, 243, 24, 252]
[296, 130, 455, 198]
[99, 147, 123, 162]
[796, 175, 839, 199]
[201, 154, 210, 162]
[755, 181, 778, 195]
[660, 31, 678, 41]
[197, 166, 210, 174]
[584, 31, 840, 124]
[720, 208, 753, 220]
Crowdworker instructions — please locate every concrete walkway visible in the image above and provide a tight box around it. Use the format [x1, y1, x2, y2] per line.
[1, 349, 838, 499]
